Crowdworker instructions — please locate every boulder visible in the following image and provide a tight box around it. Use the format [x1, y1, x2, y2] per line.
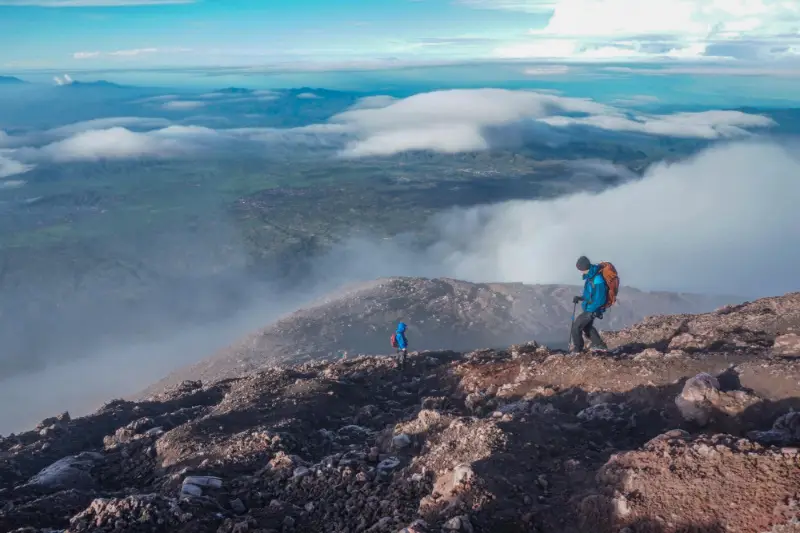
[674, 373, 721, 426]
[26, 452, 104, 491]
[773, 334, 800, 357]
[748, 412, 800, 445]
[675, 372, 760, 427]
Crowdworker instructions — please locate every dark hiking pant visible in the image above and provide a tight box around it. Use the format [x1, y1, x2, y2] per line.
[396, 349, 407, 368]
[571, 312, 607, 351]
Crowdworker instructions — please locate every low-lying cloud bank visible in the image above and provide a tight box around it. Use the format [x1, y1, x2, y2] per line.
[0, 88, 777, 176]
[314, 139, 800, 298]
[330, 89, 774, 156]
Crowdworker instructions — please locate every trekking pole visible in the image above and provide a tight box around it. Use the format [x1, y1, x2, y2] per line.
[568, 301, 577, 351]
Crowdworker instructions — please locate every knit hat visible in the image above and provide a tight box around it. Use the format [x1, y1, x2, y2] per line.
[576, 256, 591, 271]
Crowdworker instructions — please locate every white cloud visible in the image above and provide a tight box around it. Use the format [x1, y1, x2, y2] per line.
[327, 140, 800, 297]
[347, 95, 398, 110]
[334, 88, 609, 131]
[73, 47, 191, 60]
[13, 123, 336, 163]
[135, 94, 180, 103]
[537, 0, 799, 39]
[223, 94, 280, 103]
[148, 125, 220, 138]
[456, 0, 558, 13]
[494, 38, 711, 60]
[0, 180, 26, 189]
[37, 127, 191, 161]
[53, 74, 73, 85]
[162, 100, 206, 110]
[108, 47, 159, 57]
[522, 65, 571, 75]
[296, 92, 321, 99]
[466, 0, 800, 62]
[47, 117, 172, 136]
[342, 125, 490, 156]
[539, 110, 774, 139]
[327, 88, 773, 157]
[603, 64, 800, 77]
[611, 94, 660, 107]
[5, 89, 776, 164]
[0, 155, 34, 179]
[433, 140, 800, 296]
[198, 92, 231, 99]
[0, 0, 193, 5]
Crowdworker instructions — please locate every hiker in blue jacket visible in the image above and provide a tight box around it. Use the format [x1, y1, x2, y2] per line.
[394, 322, 409, 369]
[571, 256, 609, 353]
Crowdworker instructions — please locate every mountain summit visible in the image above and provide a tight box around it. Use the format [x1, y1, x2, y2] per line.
[1, 291, 800, 532]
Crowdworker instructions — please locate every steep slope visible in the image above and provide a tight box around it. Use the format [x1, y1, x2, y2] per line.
[3, 292, 800, 533]
[149, 277, 738, 391]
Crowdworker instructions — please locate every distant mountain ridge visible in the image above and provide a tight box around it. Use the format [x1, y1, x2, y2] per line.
[144, 276, 741, 393]
[60, 80, 126, 89]
[0, 76, 25, 84]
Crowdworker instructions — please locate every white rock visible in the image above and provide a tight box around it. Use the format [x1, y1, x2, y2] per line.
[293, 466, 311, 479]
[27, 452, 103, 491]
[392, 433, 411, 449]
[377, 457, 401, 472]
[453, 464, 474, 485]
[180, 483, 203, 498]
[675, 372, 720, 426]
[183, 475, 222, 488]
[578, 403, 626, 422]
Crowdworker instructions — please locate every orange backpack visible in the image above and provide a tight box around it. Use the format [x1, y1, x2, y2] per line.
[597, 262, 619, 310]
[390, 333, 399, 348]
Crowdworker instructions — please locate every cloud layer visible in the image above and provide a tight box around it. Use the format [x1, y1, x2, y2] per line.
[465, 0, 800, 62]
[434, 140, 799, 296]
[319, 140, 800, 298]
[37, 126, 192, 161]
[0, 89, 778, 170]
[331, 89, 774, 156]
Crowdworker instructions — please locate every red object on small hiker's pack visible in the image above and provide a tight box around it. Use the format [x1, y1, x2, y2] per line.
[598, 261, 619, 309]
[390, 333, 398, 348]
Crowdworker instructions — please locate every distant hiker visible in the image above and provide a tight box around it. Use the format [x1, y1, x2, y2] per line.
[571, 256, 619, 353]
[390, 322, 409, 369]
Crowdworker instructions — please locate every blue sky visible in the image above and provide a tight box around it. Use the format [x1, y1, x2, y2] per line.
[2, 0, 799, 70]
[1, 0, 547, 69]
[1, 0, 799, 104]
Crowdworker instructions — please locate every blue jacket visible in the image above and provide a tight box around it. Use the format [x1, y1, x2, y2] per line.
[395, 322, 408, 349]
[582, 264, 607, 313]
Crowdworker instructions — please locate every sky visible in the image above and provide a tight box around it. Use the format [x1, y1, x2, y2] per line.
[1, 0, 799, 77]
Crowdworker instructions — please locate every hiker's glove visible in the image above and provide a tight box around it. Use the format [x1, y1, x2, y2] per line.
[573, 296, 584, 304]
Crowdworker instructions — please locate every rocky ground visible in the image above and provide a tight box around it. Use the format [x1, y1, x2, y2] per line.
[2, 291, 800, 533]
[146, 277, 737, 393]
